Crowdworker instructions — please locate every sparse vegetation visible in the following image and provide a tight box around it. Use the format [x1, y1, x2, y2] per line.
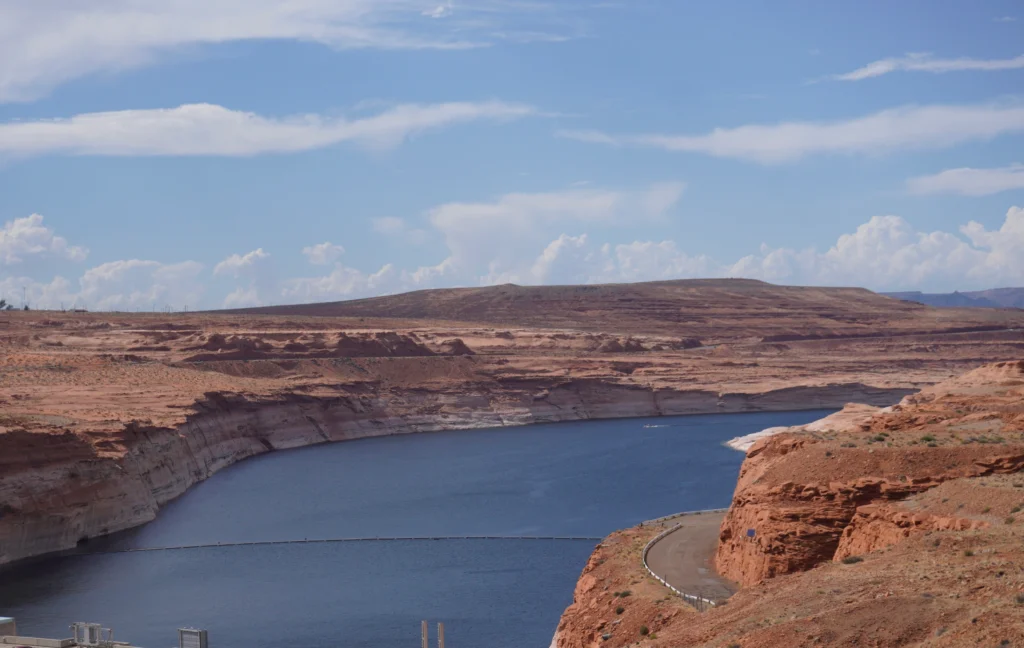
[964, 550, 974, 557]
[615, 606, 624, 615]
[842, 555, 864, 564]
[983, 507, 991, 513]
[921, 434, 936, 443]
[1006, 516, 1015, 525]
[639, 626, 649, 636]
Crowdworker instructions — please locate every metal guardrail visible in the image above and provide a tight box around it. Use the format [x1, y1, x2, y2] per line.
[641, 509, 730, 611]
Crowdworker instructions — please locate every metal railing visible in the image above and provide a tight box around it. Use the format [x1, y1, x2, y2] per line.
[641, 509, 730, 611]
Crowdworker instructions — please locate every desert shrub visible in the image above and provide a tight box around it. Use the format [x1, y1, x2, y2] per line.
[1006, 516, 1016, 525]
[639, 626, 649, 636]
[615, 606, 624, 615]
[964, 549, 974, 557]
[921, 434, 936, 442]
[842, 555, 864, 564]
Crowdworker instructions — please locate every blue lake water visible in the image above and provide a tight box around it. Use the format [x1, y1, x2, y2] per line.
[0, 410, 832, 648]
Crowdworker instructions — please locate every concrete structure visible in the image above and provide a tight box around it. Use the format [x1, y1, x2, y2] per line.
[1, 617, 209, 648]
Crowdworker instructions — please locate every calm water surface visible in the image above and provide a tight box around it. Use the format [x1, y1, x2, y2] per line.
[0, 410, 832, 648]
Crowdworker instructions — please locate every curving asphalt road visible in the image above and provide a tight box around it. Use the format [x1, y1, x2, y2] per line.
[645, 511, 738, 602]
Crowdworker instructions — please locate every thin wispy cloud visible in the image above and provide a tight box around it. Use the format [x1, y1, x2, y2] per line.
[994, 16, 1017, 23]
[907, 164, 1024, 196]
[0, 0, 569, 102]
[833, 52, 1024, 81]
[0, 101, 536, 159]
[559, 103, 1024, 164]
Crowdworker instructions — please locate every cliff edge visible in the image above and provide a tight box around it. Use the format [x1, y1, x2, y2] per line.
[554, 360, 1024, 647]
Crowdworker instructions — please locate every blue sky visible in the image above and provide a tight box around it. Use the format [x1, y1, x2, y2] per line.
[0, 0, 1022, 310]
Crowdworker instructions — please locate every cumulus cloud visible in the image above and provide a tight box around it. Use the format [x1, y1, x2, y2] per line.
[213, 248, 270, 277]
[834, 53, 1024, 81]
[77, 259, 206, 310]
[283, 263, 398, 301]
[422, 182, 685, 283]
[302, 242, 345, 265]
[3, 259, 205, 311]
[372, 216, 428, 244]
[0, 101, 536, 159]
[559, 103, 1024, 164]
[461, 206, 1024, 294]
[423, 2, 454, 18]
[907, 164, 1024, 196]
[0, 1, 572, 102]
[0, 214, 87, 265]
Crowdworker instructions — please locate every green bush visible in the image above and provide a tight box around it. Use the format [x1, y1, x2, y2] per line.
[615, 606, 624, 615]
[639, 626, 649, 636]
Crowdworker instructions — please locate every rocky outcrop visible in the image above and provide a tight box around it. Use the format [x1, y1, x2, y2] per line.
[834, 503, 986, 560]
[553, 361, 1024, 648]
[714, 362, 1024, 586]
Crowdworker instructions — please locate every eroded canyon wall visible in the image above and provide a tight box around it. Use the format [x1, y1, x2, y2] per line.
[0, 379, 909, 565]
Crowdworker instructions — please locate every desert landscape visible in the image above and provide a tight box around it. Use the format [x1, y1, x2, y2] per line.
[2, 278, 1024, 645]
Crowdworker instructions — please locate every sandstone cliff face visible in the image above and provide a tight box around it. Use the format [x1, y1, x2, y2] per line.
[833, 503, 986, 560]
[0, 378, 909, 566]
[715, 360, 1024, 586]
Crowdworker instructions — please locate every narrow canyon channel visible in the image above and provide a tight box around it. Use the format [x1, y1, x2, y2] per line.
[0, 410, 832, 648]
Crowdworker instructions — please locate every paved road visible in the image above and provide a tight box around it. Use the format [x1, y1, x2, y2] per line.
[645, 511, 737, 601]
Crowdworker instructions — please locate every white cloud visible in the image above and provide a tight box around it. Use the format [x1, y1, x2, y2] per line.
[489, 206, 1024, 293]
[0, 101, 536, 159]
[423, 2, 454, 18]
[372, 216, 428, 244]
[77, 259, 205, 310]
[0, 214, 87, 265]
[907, 164, 1024, 196]
[223, 286, 262, 309]
[283, 263, 398, 301]
[994, 16, 1017, 22]
[302, 242, 345, 265]
[559, 103, 1024, 164]
[0, 1, 545, 102]
[214, 248, 270, 277]
[833, 52, 1024, 81]
[421, 182, 685, 284]
[727, 208, 1024, 290]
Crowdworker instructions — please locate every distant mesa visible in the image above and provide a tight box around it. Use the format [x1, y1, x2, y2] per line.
[883, 287, 1024, 309]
